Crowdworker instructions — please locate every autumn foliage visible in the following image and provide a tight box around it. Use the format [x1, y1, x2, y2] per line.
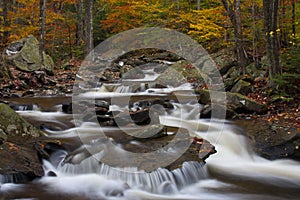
[0, 0, 299, 56]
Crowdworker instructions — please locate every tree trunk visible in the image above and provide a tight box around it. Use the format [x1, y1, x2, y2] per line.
[221, 0, 248, 74]
[76, 0, 84, 45]
[84, 0, 93, 57]
[291, 0, 296, 43]
[252, 1, 259, 67]
[263, 0, 281, 81]
[197, 0, 201, 10]
[234, 0, 247, 74]
[1, 0, 11, 48]
[39, 0, 46, 69]
[279, 0, 288, 46]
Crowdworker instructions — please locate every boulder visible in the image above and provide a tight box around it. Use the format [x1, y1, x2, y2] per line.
[223, 67, 241, 91]
[0, 103, 47, 182]
[230, 79, 252, 95]
[5, 35, 54, 75]
[156, 63, 187, 87]
[200, 104, 236, 119]
[198, 89, 267, 115]
[226, 92, 266, 113]
[211, 48, 237, 75]
[120, 65, 145, 79]
[236, 119, 300, 161]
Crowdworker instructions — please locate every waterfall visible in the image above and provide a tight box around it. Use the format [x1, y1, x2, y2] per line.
[55, 155, 207, 192]
[115, 85, 133, 93]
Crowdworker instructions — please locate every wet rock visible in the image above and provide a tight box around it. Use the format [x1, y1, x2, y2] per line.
[200, 104, 236, 119]
[47, 171, 57, 177]
[130, 124, 167, 139]
[230, 80, 252, 95]
[0, 103, 46, 182]
[113, 99, 173, 126]
[5, 35, 54, 75]
[62, 103, 72, 114]
[198, 89, 267, 116]
[95, 100, 109, 109]
[22, 89, 35, 97]
[156, 67, 186, 87]
[95, 101, 109, 115]
[130, 99, 173, 111]
[236, 119, 300, 161]
[8, 102, 34, 111]
[120, 66, 145, 79]
[114, 109, 152, 126]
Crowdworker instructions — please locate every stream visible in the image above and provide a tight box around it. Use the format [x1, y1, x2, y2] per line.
[1, 79, 300, 200]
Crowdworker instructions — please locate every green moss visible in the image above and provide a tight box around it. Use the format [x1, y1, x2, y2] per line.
[0, 103, 45, 141]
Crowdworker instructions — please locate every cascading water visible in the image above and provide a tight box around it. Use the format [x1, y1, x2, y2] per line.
[1, 82, 300, 200]
[52, 156, 206, 193]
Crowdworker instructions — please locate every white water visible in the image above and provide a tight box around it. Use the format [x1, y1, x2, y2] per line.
[1, 84, 300, 199]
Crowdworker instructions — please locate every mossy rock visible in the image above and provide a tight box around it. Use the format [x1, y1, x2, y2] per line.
[5, 35, 54, 75]
[0, 103, 45, 143]
[230, 80, 252, 95]
[0, 103, 46, 181]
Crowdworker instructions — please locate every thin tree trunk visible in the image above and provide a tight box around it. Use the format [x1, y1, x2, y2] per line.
[84, 0, 93, 57]
[39, 0, 46, 69]
[291, 0, 296, 43]
[197, 0, 201, 10]
[263, 0, 281, 81]
[252, 1, 259, 67]
[234, 0, 247, 74]
[221, 0, 248, 74]
[76, 0, 84, 45]
[280, 0, 288, 46]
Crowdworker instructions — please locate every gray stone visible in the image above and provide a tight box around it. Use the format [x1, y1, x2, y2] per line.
[200, 104, 236, 119]
[211, 48, 237, 75]
[5, 35, 54, 75]
[236, 119, 300, 161]
[198, 89, 267, 115]
[120, 65, 145, 79]
[0, 103, 46, 180]
[230, 80, 252, 95]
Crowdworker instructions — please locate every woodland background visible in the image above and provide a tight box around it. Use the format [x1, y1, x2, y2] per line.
[0, 0, 299, 93]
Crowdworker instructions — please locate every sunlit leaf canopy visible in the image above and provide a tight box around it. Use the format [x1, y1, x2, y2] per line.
[0, 0, 299, 54]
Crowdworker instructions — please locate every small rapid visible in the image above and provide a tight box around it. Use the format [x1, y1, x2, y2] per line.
[1, 81, 300, 200]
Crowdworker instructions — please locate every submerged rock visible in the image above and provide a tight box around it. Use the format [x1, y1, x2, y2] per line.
[0, 103, 47, 182]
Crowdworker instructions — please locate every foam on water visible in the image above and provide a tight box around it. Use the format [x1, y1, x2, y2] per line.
[2, 84, 300, 199]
